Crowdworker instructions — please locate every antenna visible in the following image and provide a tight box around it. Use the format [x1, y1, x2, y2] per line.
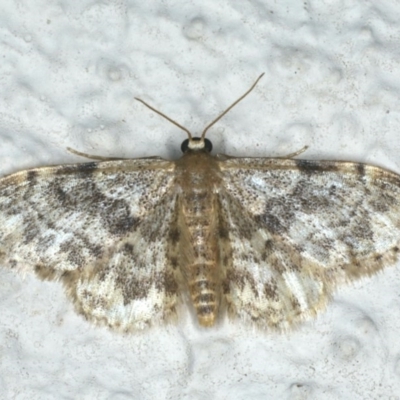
[134, 97, 193, 139]
[135, 73, 265, 139]
[201, 73, 264, 139]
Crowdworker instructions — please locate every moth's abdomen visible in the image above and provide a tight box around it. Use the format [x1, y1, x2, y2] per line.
[183, 190, 221, 327]
[175, 151, 224, 327]
[188, 263, 219, 326]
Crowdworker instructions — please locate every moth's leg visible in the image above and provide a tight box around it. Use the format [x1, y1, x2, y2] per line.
[66, 147, 127, 161]
[66, 147, 163, 161]
[278, 145, 309, 159]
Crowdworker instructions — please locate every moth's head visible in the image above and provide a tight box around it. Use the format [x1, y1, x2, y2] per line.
[181, 137, 213, 153]
[134, 73, 264, 155]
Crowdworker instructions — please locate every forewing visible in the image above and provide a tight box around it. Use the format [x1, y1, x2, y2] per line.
[0, 158, 182, 330]
[218, 157, 400, 329]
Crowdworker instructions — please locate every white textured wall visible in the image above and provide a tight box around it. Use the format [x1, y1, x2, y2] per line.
[1, 1, 400, 399]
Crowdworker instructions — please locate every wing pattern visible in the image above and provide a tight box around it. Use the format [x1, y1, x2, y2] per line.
[2, 153, 400, 331]
[218, 157, 400, 329]
[0, 159, 184, 330]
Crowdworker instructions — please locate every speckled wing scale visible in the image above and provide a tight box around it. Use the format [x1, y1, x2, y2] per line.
[0, 159, 185, 330]
[1, 74, 400, 332]
[218, 157, 400, 329]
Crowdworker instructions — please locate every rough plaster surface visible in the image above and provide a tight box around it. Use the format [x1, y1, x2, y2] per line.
[1, 1, 400, 399]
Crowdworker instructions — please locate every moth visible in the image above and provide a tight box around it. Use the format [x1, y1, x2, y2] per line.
[1, 74, 400, 331]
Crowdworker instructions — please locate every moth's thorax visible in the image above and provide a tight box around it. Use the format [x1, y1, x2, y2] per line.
[175, 151, 221, 188]
[175, 151, 223, 326]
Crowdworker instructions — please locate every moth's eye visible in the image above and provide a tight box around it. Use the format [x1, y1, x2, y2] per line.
[204, 138, 213, 152]
[180, 138, 213, 153]
[180, 139, 190, 153]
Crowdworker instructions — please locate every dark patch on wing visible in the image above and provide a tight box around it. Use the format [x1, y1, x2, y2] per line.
[26, 170, 38, 186]
[291, 179, 332, 213]
[34, 264, 58, 280]
[263, 281, 279, 301]
[56, 162, 99, 175]
[22, 216, 42, 244]
[226, 269, 258, 298]
[170, 256, 178, 269]
[356, 163, 365, 178]
[122, 243, 134, 254]
[261, 239, 274, 261]
[46, 177, 140, 236]
[162, 271, 179, 296]
[259, 213, 285, 234]
[168, 227, 180, 244]
[254, 196, 295, 234]
[294, 160, 337, 174]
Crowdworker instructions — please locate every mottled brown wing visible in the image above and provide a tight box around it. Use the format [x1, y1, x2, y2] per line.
[217, 157, 400, 330]
[0, 159, 183, 331]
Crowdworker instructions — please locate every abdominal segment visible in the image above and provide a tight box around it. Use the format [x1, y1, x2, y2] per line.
[181, 190, 223, 327]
